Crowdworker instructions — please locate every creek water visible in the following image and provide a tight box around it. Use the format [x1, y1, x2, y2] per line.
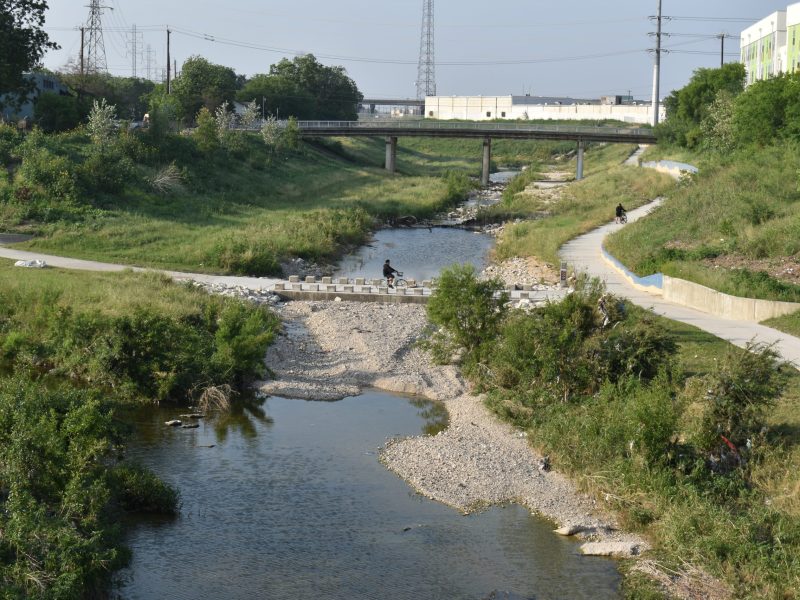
[334, 171, 515, 282]
[116, 391, 621, 599]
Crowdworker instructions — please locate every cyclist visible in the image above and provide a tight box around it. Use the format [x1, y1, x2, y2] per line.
[615, 203, 627, 224]
[383, 259, 399, 288]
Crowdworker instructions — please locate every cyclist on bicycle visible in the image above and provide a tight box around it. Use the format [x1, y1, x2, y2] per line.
[615, 203, 627, 224]
[383, 259, 399, 288]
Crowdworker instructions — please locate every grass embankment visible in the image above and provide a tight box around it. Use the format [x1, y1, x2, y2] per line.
[0, 260, 279, 596]
[0, 124, 580, 275]
[605, 143, 800, 312]
[489, 159, 675, 265]
[427, 267, 800, 598]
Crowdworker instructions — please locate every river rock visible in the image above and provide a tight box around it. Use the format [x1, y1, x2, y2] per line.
[180, 413, 205, 419]
[554, 524, 585, 536]
[181, 423, 200, 429]
[165, 419, 182, 427]
[579, 542, 641, 557]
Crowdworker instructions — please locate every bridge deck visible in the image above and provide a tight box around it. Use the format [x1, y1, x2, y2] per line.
[297, 120, 657, 144]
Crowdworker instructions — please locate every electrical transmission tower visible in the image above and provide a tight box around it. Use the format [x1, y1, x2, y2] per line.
[85, 0, 109, 74]
[416, 0, 436, 100]
[127, 24, 143, 77]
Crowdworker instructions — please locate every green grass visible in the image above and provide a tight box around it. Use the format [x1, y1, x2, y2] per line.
[492, 164, 675, 264]
[605, 143, 800, 303]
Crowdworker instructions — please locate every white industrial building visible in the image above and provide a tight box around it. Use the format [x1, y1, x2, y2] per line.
[424, 95, 663, 124]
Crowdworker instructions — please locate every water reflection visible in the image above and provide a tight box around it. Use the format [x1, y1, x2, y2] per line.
[117, 392, 621, 599]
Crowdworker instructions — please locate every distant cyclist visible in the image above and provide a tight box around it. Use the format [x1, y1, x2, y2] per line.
[615, 203, 627, 224]
[383, 259, 399, 288]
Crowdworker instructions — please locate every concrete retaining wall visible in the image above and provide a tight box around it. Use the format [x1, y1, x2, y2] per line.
[600, 246, 800, 322]
[663, 276, 800, 322]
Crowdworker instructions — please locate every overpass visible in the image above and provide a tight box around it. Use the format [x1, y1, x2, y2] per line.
[296, 120, 657, 184]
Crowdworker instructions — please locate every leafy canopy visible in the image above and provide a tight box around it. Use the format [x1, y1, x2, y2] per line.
[0, 0, 58, 104]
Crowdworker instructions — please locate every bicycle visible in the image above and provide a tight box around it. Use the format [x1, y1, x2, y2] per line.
[382, 271, 407, 288]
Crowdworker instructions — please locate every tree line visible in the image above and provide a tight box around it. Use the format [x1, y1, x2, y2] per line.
[1, 1, 363, 131]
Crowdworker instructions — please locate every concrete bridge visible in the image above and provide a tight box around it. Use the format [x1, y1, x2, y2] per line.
[297, 120, 657, 185]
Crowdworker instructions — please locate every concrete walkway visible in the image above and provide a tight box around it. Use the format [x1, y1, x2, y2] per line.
[561, 200, 800, 366]
[0, 245, 280, 290]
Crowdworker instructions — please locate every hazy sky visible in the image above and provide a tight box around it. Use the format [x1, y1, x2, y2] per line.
[42, 1, 780, 100]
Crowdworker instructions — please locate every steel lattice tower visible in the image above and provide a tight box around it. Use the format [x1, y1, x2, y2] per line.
[85, 0, 108, 73]
[416, 0, 436, 100]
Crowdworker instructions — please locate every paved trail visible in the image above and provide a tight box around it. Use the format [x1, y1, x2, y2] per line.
[561, 200, 800, 365]
[3, 201, 800, 366]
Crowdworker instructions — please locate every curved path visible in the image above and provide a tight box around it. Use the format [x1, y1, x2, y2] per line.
[560, 200, 800, 365]
[3, 203, 800, 365]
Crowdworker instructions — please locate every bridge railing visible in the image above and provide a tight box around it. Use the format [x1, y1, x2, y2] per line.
[295, 120, 653, 137]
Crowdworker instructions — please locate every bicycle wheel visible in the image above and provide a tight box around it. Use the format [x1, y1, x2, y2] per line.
[395, 278, 407, 288]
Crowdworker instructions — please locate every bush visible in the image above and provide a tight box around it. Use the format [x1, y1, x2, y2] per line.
[108, 463, 179, 514]
[0, 122, 23, 163]
[0, 378, 132, 597]
[425, 264, 508, 367]
[76, 145, 137, 198]
[695, 342, 785, 455]
[194, 106, 219, 152]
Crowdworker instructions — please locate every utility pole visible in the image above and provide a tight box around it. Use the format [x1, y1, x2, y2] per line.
[718, 33, 725, 68]
[166, 27, 171, 93]
[650, 0, 663, 127]
[145, 44, 154, 81]
[79, 26, 85, 76]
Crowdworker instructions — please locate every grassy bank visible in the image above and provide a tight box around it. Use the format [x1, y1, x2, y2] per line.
[0, 261, 279, 596]
[490, 163, 675, 265]
[604, 143, 800, 307]
[427, 268, 800, 598]
[0, 123, 577, 275]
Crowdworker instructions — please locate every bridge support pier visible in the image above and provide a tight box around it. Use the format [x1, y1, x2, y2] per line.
[576, 140, 585, 181]
[385, 136, 397, 174]
[481, 137, 492, 186]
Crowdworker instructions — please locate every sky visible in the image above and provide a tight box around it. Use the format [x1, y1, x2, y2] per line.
[41, 1, 782, 101]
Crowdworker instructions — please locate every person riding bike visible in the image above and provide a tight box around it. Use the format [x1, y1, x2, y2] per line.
[615, 203, 627, 224]
[383, 259, 399, 288]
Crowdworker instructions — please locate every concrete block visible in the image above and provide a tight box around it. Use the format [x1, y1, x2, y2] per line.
[305, 276, 316, 283]
[326, 284, 337, 292]
[322, 277, 332, 284]
[273, 283, 285, 291]
[423, 280, 432, 288]
[379, 286, 388, 294]
[289, 275, 300, 283]
[307, 284, 318, 291]
[522, 283, 533, 291]
[338, 278, 349, 285]
[508, 284, 518, 291]
[292, 283, 302, 291]
[372, 279, 383, 286]
[518, 292, 529, 299]
[355, 278, 365, 285]
[343, 285, 354, 293]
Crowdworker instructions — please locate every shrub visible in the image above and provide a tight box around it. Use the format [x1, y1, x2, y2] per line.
[76, 145, 136, 197]
[194, 106, 219, 152]
[0, 122, 23, 163]
[108, 463, 179, 514]
[696, 342, 785, 455]
[86, 98, 118, 145]
[425, 264, 508, 366]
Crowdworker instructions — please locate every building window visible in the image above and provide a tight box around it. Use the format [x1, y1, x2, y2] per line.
[43, 79, 54, 90]
[501, 111, 506, 117]
[486, 111, 491, 117]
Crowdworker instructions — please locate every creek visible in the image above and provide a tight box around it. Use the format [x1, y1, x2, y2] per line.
[335, 171, 514, 282]
[117, 392, 621, 599]
[118, 172, 622, 598]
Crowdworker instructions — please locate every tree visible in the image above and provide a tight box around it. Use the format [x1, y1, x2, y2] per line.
[194, 106, 218, 152]
[732, 73, 800, 146]
[58, 72, 155, 120]
[0, 0, 58, 106]
[657, 63, 745, 147]
[33, 91, 82, 132]
[170, 56, 238, 124]
[86, 98, 117, 145]
[238, 54, 362, 120]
